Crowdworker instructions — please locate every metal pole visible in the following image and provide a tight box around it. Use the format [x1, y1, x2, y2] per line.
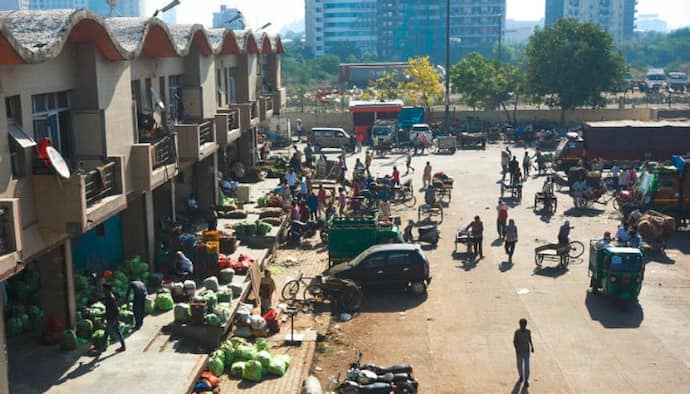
[444, 0, 450, 130]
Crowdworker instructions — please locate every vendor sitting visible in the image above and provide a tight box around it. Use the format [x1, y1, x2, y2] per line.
[175, 251, 193, 278]
[616, 225, 631, 245]
[597, 231, 612, 247]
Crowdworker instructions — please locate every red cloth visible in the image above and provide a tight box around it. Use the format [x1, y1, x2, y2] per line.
[392, 169, 400, 183]
[497, 206, 508, 222]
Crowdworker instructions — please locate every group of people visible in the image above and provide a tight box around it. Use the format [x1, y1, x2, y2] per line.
[597, 223, 642, 248]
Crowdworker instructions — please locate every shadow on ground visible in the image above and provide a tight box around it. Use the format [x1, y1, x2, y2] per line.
[585, 292, 644, 328]
[359, 290, 428, 313]
[533, 265, 569, 278]
[563, 207, 605, 217]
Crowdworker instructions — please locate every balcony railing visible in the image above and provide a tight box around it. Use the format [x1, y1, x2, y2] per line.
[84, 160, 118, 207]
[152, 136, 176, 169]
[264, 95, 273, 112]
[228, 108, 240, 130]
[199, 121, 214, 145]
[250, 101, 258, 120]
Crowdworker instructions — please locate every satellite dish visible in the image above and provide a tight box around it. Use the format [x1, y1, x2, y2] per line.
[46, 146, 71, 179]
[150, 88, 165, 111]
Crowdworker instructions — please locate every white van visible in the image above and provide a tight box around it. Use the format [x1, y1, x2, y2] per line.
[410, 123, 433, 143]
[644, 68, 666, 92]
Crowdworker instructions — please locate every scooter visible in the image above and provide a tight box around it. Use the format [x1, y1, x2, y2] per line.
[403, 220, 439, 246]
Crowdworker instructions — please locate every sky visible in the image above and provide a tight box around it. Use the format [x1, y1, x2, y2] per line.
[146, 0, 690, 33]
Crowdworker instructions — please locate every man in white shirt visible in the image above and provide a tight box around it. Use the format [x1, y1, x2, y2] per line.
[611, 164, 620, 191]
[285, 169, 298, 190]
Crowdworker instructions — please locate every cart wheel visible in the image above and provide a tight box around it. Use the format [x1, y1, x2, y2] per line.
[450, 147, 456, 154]
[303, 284, 324, 303]
[553, 198, 558, 212]
[281, 280, 301, 301]
[448, 189, 452, 201]
[612, 198, 620, 211]
[534, 196, 538, 210]
[439, 207, 444, 224]
[418, 206, 422, 222]
[500, 183, 505, 196]
[568, 241, 585, 258]
[535, 253, 543, 268]
[560, 255, 570, 268]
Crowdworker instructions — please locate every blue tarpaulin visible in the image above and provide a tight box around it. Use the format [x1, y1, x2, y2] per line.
[397, 107, 424, 130]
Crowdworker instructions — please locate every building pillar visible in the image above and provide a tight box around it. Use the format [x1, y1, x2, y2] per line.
[144, 191, 155, 265]
[63, 240, 76, 329]
[212, 151, 219, 205]
[170, 179, 177, 223]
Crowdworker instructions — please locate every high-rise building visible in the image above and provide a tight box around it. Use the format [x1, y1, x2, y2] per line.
[636, 14, 668, 33]
[0, 0, 144, 17]
[212, 5, 246, 30]
[544, 0, 636, 43]
[305, 0, 377, 57]
[378, 0, 505, 65]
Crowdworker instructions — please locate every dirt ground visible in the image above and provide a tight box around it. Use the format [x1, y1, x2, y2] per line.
[288, 143, 690, 393]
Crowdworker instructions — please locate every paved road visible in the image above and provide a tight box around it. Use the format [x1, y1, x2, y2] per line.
[315, 144, 690, 393]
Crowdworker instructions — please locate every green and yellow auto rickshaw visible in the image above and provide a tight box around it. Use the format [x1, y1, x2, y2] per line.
[589, 241, 645, 302]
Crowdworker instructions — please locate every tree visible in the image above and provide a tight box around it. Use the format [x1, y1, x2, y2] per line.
[369, 57, 443, 110]
[525, 18, 625, 125]
[450, 52, 525, 124]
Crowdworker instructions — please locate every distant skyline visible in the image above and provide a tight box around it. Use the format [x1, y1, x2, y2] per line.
[146, 0, 689, 32]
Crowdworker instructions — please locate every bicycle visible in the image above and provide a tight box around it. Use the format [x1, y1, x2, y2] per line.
[391, 181, 417, 208]
[281, 271, 316, 301]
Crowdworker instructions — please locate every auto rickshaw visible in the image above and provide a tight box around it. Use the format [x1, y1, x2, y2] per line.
[588, 241, 645, 302]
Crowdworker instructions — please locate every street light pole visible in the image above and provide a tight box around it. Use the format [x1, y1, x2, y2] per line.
[444, 0, 450, 130]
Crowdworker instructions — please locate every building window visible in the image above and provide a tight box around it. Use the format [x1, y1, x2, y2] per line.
[31, 91, 72, 159]
[224, 68, 237, 105]
[168, 75, 184, 122]
[216, 68, 223, 107]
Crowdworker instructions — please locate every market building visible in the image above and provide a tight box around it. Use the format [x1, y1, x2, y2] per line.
[0, 9, 285, 392]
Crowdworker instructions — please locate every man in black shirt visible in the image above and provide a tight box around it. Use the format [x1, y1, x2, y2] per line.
[102, 284, 126, 352]
[513, 318, 534, 387]
[126, 280, 148, 330]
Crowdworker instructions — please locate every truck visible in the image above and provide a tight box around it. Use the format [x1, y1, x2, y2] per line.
[554, 120, 690, 171]
[327, 217, 404, 267]
[643, 68, 666, 92]
[668, 72, 688, 93]
[617, 156, 690, 225]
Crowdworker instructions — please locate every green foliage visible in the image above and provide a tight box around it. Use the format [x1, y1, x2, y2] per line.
[450, 53, 525, 123]
[525, 18, 625, 118]
[621, 28, 690, 74]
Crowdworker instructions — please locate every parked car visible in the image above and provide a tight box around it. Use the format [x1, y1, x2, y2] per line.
[409, 123, 433, 142]
[324, 243, 432, 296]
[643, 68, 666, 92]
[308, 127, 356, 152]
[668, 72, 688, 93]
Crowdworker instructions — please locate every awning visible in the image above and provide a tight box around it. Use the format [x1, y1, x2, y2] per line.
[8, 123, 36, 148]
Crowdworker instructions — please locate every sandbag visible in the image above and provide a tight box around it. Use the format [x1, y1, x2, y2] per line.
[76, 319, 93, 339]
[155, 292, 174, 311]
[234, 343, 257, 361]
[226, 210, 248, 219]
[60, 329, 78, 351]
[183, 280, 197, 290]
[144, 296, 154, 314]
[230, 361, 246, 378]
[267, 356, 288, 377]
[259, 207, 284, 219]
[201, 291, 218, 311]
[219, 268, 235, 284]
[204, 276, 219, 292]
[229, 283, 243, 298]
[261, 217, 283, 226]
[256, 350, 272, 370]
[205, 313, 221, 327]
[174, 303, 190, 323]
[216, 287, 232, 303]
[208, 353, 225, 377]
[242, 360, 264, 382]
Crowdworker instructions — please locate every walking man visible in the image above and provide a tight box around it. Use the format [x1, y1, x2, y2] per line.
[504, 219, 518, 262]
[405, 150, 414, 175]
[496, 199, 508, 239]
[465, 216, 484, 259]
[522, 151, 531, 177]
[102, 284, 126, 352]
[423, 162, 432, 188]
[126, 279, 148, 330]
[365, 150, 373, 176]
[513, 318, 534, 387]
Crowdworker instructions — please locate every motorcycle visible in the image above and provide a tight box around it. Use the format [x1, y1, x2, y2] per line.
[403, 220, 440, 246]
[327, 351, 417, 393]
[287, 220, 320, 242]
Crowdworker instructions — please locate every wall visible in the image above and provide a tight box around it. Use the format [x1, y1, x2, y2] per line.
[285, 108, 657, 132]
[198, 53, 216, 119]
[70, 214, 123, 272]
